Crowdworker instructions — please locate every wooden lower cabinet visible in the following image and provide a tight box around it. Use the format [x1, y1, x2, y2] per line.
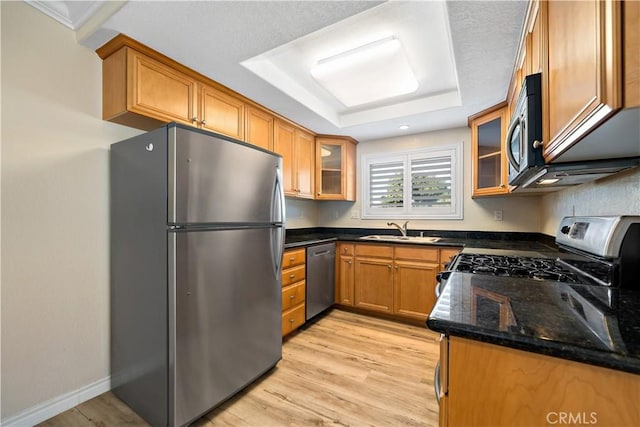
[354, 256, 394, 313]
[440, 336, 640, 426]
[336, 243, 355, 305]
[394, 260, 438, 320]
[281, 248, 306, 337]
[337, 243, 460, 322]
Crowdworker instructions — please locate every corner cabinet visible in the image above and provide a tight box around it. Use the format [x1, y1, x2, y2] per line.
[315, 136, 357, 201]
[469, 103, 509, 197]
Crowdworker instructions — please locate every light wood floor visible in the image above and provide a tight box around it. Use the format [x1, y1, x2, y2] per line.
[38, 309, 441, 426]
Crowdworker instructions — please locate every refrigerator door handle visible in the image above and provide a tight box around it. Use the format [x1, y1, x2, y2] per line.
[271, 166, 286, 278]
[271, 226, 284, 279]
[271, 166, 286, 224]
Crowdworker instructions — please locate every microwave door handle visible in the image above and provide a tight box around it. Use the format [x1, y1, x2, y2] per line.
[505, 116, 521, 170]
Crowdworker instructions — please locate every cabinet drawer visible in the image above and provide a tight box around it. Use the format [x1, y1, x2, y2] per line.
[395, 246, 439, 262]
[282, 281, 305, 311]
[282, 265, 305, 287]
[355, 244, 393, 258]
[282, 303, 305, 336]
[440, 248, 461, 269]
[338, 243, 354, 256]
[283, 248, 305, 268]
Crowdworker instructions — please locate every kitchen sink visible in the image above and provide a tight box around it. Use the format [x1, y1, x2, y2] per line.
[359, 235, 441, 244]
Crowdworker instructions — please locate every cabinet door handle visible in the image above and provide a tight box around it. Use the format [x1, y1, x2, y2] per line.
[387, 265, 392, 269]
[395, 265, 398, 270]
[533, 139, 544, 149]
[201, 119, 207, 125]
[348, 260, 352, 265]
[191, 116, 197, 123]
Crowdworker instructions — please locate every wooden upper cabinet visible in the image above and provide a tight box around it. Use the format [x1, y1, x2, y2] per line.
[295, 129, 315, 199]
[315, 136, 357, 201]
[274, 119, 297, 196]
[102, 46, 197, 130]
[245, 106, 274, 151]
[469, 103, 509, 197]
[274, 120, 315, 199]
[199, 84, 244, 139]
[543, 0, 622, 161]
[624, 0, 640, 108]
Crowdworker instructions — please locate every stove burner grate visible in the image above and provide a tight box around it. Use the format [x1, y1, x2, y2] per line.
[453, 254, 581, 283]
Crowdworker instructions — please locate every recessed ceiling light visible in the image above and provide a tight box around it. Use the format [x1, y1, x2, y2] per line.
[399, 125, 410, 130]
[310, 36, 418, 107]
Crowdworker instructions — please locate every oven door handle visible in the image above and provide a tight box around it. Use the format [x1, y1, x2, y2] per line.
[505, 115, 521, 171]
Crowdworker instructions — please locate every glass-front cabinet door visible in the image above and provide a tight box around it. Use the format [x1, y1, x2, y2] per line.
[470, 103, 509, 197]
[315, 136, 357, 201]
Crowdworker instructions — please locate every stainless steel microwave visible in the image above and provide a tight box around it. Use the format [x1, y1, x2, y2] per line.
[505, 73, 544, 186]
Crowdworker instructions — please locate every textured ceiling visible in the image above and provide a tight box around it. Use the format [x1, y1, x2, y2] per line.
[29, 0, 528, 142]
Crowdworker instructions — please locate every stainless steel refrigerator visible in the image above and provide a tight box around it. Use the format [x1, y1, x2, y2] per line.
[110, 123, 284, 426]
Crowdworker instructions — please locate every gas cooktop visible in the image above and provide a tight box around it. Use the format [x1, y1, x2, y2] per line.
[451, 253, 581, 283]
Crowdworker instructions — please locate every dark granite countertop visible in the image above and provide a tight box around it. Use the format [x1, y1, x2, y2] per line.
[284, 227, 556, 251]
[427, 272, 640, 375]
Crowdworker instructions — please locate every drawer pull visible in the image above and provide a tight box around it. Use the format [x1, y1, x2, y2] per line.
[289, 319, 295, 324]
[289, 274, 295, 279]
[289, 257, 295, 262]
[290, 295, 295, 300]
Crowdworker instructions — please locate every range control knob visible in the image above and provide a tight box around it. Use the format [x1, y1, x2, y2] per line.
[560, 225, 571, 235]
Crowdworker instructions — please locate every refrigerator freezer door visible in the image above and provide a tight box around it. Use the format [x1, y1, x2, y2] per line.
[168, 126, 284, 225]
[170, 227, 282, 426]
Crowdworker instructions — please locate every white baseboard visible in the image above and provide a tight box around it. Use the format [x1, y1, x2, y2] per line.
[1, 376, 111, 427]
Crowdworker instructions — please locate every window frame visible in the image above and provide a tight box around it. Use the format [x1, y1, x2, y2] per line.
[361, 142, 463, 220]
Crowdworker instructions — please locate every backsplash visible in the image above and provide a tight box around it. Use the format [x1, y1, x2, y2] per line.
[540, 167, 640, 235]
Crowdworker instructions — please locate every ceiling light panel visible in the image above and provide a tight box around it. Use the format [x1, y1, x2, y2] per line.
[241, 1, 460, 129]
[310, 37, 418, 107]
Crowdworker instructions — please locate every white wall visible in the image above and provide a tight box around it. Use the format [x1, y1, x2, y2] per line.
[313, 128, 544, 232]
[540, 167, 640, 236]
[1, 2, 141, 420]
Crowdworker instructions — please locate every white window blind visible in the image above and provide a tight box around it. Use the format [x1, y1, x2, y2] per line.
[369, 161, 404, 208]
[411, 156, 451, 208]
[362, 143, 462, 219]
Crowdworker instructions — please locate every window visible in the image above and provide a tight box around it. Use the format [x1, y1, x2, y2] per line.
[362, 143, 463, 219]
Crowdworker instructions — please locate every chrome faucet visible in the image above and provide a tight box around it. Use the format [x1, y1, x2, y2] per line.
[387, 221, 409, 237]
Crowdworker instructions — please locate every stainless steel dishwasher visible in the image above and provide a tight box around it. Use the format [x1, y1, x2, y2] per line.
[305, 242, 336, 320]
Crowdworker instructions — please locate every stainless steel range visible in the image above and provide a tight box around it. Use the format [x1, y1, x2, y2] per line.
[441, 216, 640, 291]
[433, 216, 640, 356]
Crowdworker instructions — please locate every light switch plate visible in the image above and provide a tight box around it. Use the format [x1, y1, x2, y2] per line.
[494, 210, 503, 221]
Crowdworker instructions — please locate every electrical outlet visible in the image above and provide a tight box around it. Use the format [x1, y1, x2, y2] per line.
[494, 210, 503, 221]
[351, 210, 359, 219]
